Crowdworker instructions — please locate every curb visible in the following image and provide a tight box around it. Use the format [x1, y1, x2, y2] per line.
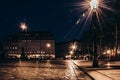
[73, 62, 95, 80]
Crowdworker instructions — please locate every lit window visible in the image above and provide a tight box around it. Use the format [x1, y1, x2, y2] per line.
[15, 47, 17, 49]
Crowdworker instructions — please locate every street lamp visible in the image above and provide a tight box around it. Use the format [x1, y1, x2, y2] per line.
[70, 51, 74, 55]
[90, 0, 99, 12]
[70, 42, 77, 51]
[69, 42, 78, 59]
[46, 43, 51, 59]
[71, 44, 77, 51]
[107, 49, 111, 61]
[19, 22, 28, 60]
[90, 0, 99, 67]
[74, 0, 113, 67]
[70, 50, 74, 59]
[46, 43, 51, 48]
[20, 22, 27, 32]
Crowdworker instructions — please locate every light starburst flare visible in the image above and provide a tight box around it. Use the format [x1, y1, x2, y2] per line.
[73, 0, 114, 27]
[20, 22, 27, 31]
[70, 42, 77, 51]
[90, 0, 99, 12]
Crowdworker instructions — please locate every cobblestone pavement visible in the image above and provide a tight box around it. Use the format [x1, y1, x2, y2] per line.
[0, 60, 92, 80]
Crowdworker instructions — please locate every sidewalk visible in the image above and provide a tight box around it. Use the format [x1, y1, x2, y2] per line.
[88, 70, 113, 80]
[73, 60, 120, 80]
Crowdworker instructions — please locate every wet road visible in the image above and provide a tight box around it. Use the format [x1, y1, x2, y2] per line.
[0, 60, 91, 80]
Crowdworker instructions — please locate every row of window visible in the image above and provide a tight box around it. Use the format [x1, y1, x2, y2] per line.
[20, 40, 48, 42]
[8, 50, 53, 54]
[5, 47, 18, 50]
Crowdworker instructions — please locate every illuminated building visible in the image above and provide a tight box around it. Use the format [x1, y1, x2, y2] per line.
[56, 40, 82, 59]
[1, 31, 55, 59]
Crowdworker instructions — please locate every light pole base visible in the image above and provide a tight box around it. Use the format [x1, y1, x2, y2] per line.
[93, 60, 99, 68]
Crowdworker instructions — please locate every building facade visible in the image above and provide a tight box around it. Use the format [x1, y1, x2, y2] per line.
[1, 31, 55, 59]
[56, 40, 83, 59]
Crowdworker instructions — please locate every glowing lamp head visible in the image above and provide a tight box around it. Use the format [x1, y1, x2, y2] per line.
[107, 50, 110, 54]
[46, 43, 51, 48]
[70, 51, 74, 55]
[70, 42, 77, 51]
[71, 45, 77, 50]
[20, 22, 27, 31]
[90, 0, 99, 12]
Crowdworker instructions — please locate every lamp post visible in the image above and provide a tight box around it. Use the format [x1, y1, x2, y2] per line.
[90, 0, 99, 67]
[70, 50, 74, 59]
[19, 22, 28, 60]
[115, 23, 118, 60]
[46, 43, 51, 59]
[70, 42, 77, 51]
[69, 42, 77, 59]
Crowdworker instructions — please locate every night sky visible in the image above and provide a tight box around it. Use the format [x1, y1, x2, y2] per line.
[0, 0, 119, 42]
[0, 0, 84, 42]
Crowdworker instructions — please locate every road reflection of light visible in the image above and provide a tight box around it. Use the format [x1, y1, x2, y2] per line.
[65, 60, 78, 80]
[65, 60, 73, 79]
